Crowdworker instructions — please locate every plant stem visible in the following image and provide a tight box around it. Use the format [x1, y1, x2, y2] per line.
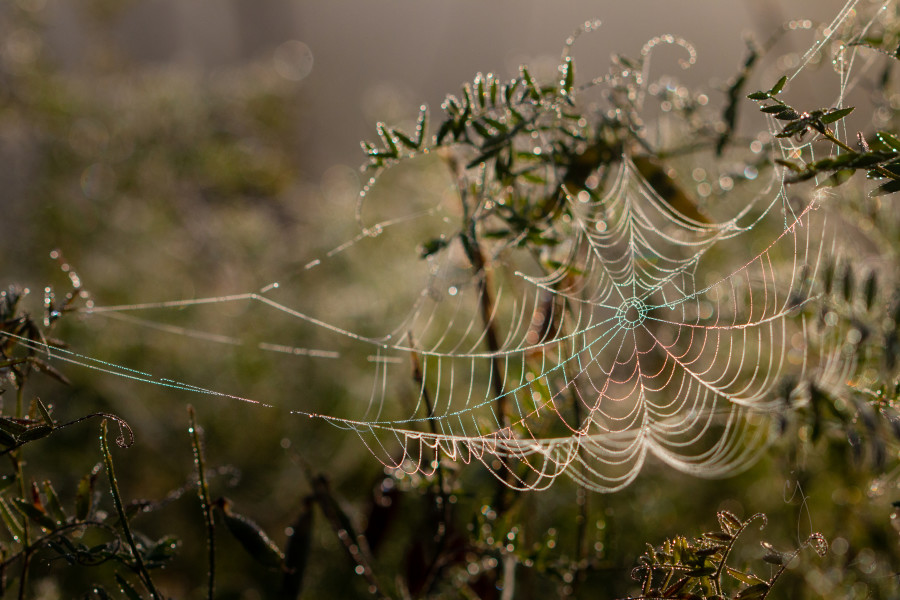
[822, 129, 900, 180]
[188, 406, 216, 600]
[100, 419, 161, 600]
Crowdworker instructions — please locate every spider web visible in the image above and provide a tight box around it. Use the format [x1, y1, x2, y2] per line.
[7, 0, 887, 492]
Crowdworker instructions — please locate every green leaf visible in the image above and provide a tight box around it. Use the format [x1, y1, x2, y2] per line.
[846, 151, 895, 168]
[0, 417, 29, 438]
[818, 168, 854, 187]
[701, 531, 733, 543]
[42, 480, 68, 525]
[774, 108, 801, 121]
[0, 496, 25, 542]
[820, 106, 855, 124]
[877, 131, 900, 151]
[873, 178, 900, 196]
[736, 582, 770, 600]
[520, 66, 540, 100]
[768, 75, 788, 95]
[12, 497, 57, 531]
[726, 566, 766, 585]
[16, 424, 52, 442]
[392, 129, 418, 150]
[475, 72, 486, 109]
[663, 577, 690, 596]
[219, 498, 285, 570]
[471, 118, 494, 140]
[717, 510, 742, 534]
[435, 120, 453, 146]
[375, 122, 398, 157]
[34, 397, 54, 427]
[775, 159, 802, 172]
[75, 465, 100, 522]
[747, 91, 770, 100]
[414, 105, 428, 149]
[760, 105, 790, 114]
[560, 56, 575, 98]
[0, 428, 16, 447]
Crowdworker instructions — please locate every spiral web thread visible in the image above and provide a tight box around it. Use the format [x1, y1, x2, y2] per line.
[6, 0, 886, 492]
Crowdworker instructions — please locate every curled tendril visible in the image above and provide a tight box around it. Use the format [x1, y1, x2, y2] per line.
[62, 412, 135, 448]
[750, 512, 768, 530]
[805, 532, 829, 557]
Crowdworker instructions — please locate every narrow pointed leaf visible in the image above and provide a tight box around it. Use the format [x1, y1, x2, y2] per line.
[560, 56, 575, 97]
[375, 123, 398, 157]
[17, 424, 52, 442]
[774, 108, 801, 121]
[219, 499, 285, 570]
[392, 129, 418, 150]
[475, 72, 486, 109]
[12, 497, 57, 531]
[819, 169, 854, 187]
[76, 466, 99, 521]
[768, 75, 788, 95]
[821, 106, 855, 124]
[877, 131, 900, 151]
[521, 66, 540, 100]
[717, 511, 742, 534]
[42, 481, 67, 525]
[874, 178, 900, 196]
[663, 577, 690, 596]
[0, 417, 29, 437]
[736, 582, 770, 600]
[0, 496, 25, 542]
[35, 397, 54, 427]
[414, 105, 427, 148]
[702, 531, 733, 543]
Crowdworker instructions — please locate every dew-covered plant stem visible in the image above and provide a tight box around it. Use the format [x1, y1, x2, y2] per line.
[189, 405, 216, 600]
[100, 419, 161, 600]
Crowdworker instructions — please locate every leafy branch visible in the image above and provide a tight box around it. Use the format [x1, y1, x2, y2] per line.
[630, 511, 827, 600]
[749, 76, 900, 193]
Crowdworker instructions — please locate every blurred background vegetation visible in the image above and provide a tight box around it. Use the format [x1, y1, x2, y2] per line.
[1, 0, 899, 598]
